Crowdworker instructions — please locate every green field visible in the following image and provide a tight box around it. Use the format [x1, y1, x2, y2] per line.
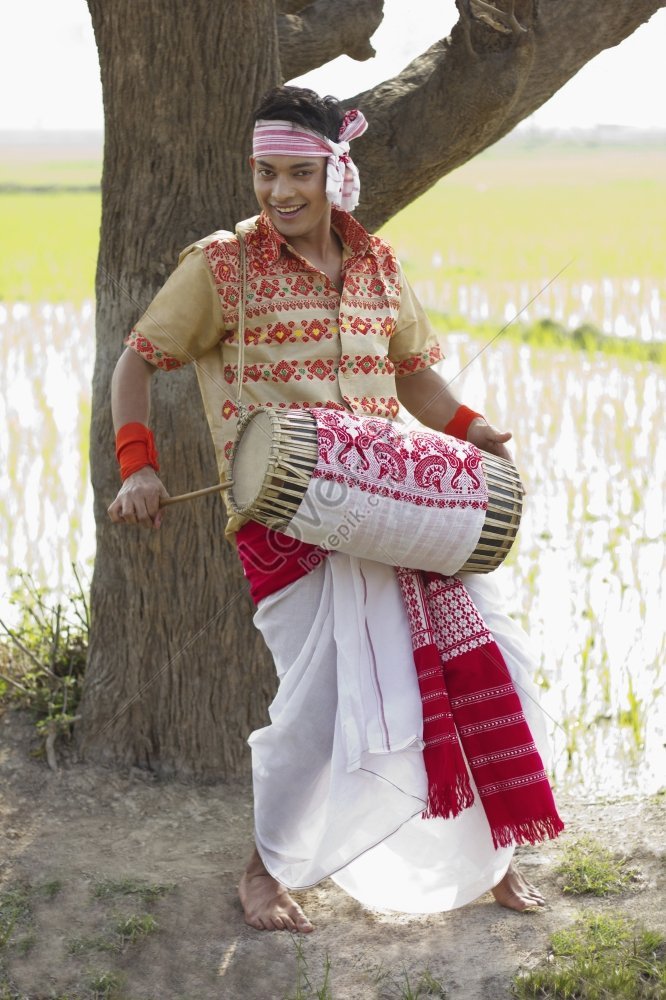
[0, 191, 100, 302]
[2, 141, 665, 308]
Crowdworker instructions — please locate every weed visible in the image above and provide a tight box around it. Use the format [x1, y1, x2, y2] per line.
[87, 970, 124, 1000]
[284, 938, 332, 1000]
[556, 837, 640, 895]
[0, 885, 32, 950]
[113, 913, 157, 946]
[91, 878, 175, 904]
[0, 568, 89, 768]
[512, 912, 666, 999]
[395, 968, 447, 999]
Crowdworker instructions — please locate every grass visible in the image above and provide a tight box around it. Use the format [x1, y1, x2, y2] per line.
[512, 913, 666, 999]
[1, 142, 665, 306]
[91, 877, 175, 904]
[0, 569, 89, 767]
[381, 146, 666, 286]
[556, 837, 641, 896]
[0, 190, 100, 302]
[284, 939, 447, 999]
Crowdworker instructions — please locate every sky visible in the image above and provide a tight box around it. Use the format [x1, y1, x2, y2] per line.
[2, 1, 666, 131]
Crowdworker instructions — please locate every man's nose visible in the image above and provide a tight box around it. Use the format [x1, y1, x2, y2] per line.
[272, 174, 295, 201]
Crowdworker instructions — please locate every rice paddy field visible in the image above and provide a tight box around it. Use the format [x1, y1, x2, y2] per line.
[1, 134, 664, 801]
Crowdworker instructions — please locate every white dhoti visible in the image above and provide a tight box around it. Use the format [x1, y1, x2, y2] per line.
[248, 555, 551, 913]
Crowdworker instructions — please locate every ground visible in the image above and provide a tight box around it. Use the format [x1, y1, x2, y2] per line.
[1, 709, 664, 1000]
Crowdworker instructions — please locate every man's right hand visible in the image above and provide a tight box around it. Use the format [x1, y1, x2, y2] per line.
[107, 466, 169, 530]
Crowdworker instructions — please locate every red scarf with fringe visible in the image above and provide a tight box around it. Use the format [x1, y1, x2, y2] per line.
[396, 568, 564, 849]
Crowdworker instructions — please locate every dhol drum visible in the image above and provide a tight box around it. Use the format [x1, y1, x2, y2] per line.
[230, 407, 524, 575]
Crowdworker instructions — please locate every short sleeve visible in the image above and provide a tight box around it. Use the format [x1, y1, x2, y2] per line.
[125, 246, 225, 370]
[389, 263, 444, 377]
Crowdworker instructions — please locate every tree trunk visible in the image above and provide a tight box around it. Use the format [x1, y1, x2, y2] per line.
[78, 0, 280, 779]
[79, 0, 665, 779]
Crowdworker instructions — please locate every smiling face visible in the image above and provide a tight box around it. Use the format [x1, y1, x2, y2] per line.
[250, 155, 331, 244]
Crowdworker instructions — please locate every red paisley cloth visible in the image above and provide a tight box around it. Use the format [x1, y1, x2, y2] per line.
[396, 568, 564, 848]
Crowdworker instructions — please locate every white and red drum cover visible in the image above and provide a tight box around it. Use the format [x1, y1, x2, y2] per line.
[286, 408, 489, 575]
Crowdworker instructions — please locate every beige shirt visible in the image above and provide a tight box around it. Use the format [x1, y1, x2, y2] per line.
[127, 208, 443, 533]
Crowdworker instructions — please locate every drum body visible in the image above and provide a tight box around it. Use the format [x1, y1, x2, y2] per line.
[230, 407, 523, 575]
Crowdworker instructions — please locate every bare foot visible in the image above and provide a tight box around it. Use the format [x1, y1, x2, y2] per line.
[238, 848, 314, 933]
[491, 860, 545, 911]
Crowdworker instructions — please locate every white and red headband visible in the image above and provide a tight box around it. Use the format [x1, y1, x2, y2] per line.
[252, 109, 368, 212]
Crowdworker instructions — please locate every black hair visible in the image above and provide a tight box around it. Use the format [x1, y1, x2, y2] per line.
[253, 86, 345, 142]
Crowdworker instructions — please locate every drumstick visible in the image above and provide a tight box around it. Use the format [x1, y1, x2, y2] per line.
[159, 481, 234, 507]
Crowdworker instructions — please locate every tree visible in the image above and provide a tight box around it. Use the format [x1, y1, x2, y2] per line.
[78, 0, 665, 779]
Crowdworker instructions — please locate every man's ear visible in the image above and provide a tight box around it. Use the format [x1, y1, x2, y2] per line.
[248, 156, 255, 172]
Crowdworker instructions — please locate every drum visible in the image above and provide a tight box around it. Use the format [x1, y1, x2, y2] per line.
[230, 407, 523, 575]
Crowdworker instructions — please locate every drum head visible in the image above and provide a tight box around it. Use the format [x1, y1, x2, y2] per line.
[232, 410, 274, 509]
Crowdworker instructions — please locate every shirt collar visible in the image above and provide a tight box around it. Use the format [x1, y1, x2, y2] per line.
[238, 208, 371, 266]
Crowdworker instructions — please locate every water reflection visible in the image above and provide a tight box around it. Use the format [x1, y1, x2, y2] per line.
[1, 302, 664, 800]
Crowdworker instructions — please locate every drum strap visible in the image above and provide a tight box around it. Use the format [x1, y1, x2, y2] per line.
[236, 232, 248, 419]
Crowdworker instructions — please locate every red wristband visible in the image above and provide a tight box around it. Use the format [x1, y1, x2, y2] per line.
[115, 422, 160, 481]
[443, 405, 484, 441]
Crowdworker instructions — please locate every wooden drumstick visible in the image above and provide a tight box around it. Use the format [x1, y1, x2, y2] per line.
[159, 481, 234, 507]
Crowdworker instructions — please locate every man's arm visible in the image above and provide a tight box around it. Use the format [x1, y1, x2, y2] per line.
[107, 349, 169, 529]
[396, 367, 513, 460]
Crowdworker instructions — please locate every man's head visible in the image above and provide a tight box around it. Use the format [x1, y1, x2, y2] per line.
[252, 86, 345, 143]
[249, 86, 368, 241]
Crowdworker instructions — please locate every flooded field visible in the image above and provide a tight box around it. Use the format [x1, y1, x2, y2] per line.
[1, 298, 664, 801]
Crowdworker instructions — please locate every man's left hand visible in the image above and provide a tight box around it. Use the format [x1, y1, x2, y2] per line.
[467, 418, 513, 461]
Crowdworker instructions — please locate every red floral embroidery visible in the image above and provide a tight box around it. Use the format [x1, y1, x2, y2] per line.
[394, 344, 444, 378]
[125, 330, 183, 371]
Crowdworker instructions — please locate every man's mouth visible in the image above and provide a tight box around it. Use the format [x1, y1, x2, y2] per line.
[272, 204, 306, 218]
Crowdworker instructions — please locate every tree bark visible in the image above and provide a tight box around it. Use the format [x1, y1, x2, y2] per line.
[279, 0, 384, 80]
[78, 0, 280, 779]
[349, 0, 666, 232]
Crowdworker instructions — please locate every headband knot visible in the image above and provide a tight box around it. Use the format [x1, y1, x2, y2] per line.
[253, 110, 368, 212]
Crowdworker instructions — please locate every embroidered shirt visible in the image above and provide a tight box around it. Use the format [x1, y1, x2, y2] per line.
[127, 207, 443, 534]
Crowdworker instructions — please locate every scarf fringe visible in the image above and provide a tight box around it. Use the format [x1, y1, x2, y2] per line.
[491, 814, 565, 850]
[422, 770, 475, 820]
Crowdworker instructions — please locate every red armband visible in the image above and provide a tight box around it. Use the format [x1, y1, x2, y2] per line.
[443, 405, 484, 441]
[115, 422, 160, 481]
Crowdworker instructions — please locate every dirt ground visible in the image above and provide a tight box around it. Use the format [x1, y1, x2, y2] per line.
[1, 709, 664, 1000]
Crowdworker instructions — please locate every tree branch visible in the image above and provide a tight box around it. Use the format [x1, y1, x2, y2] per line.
[279, 0, 384, 80]
[350, 0, 666, 232]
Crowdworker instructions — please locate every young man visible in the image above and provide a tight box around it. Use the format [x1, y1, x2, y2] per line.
[109, 86, 562, 933]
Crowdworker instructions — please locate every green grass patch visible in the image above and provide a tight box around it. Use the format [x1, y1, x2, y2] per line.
[87, 969, 125, 999]
[556, 837, 641, 896]
[0, 158, 101, 189]
[0, 569, 89, 767]
[91, 877, 175, 904]
[0, 190, 100, 302]
[380, 148, 666, 286]
[431, 313, 666, 366]
[512, 912, 666, 999]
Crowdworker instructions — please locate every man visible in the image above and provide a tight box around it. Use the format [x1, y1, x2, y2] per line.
[109, 86, 562, 933]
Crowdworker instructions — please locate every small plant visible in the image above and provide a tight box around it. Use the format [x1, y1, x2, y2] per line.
[0, 885, 32, 950]
[91, 877, 175, 904]
[87, 970, 124, 1000]
[512, 912, 666, 999]
[556, 836, 640, 896]
[397, 968, 447, 999]
[284, 938, 333, 1000]
[113, 913, 157, 945]
[0, 567, 89, 769]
